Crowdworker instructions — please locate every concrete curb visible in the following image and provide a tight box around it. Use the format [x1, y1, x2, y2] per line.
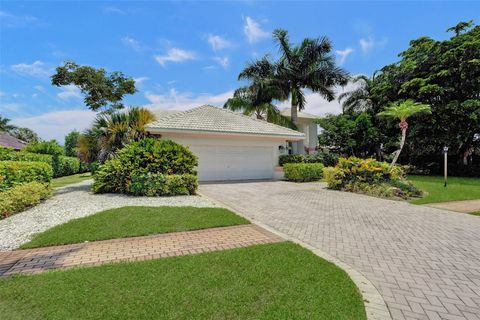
[198, 190, 392, 320]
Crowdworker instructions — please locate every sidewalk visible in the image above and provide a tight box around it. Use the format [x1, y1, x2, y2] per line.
[0, 224, 283, 276]
[424, 199, 480, 213]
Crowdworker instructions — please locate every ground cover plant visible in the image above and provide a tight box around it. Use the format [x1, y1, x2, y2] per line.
[0, 242, 366, 320]
[0, 182, 52, 219]
[324, 157, 421, 199]
[408, 175, 480, 204]
[22, 206, 249, 248]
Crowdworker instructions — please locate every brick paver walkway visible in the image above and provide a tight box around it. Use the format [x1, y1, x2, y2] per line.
[200, 181, 480, 320]
[0, 224, 282, 276]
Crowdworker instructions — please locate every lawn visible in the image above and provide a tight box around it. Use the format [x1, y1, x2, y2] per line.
[0, 242, 366, 320]
[22, 206, 249, 249]
[51, 173, 92, 188]
[408, 175, 480, 205]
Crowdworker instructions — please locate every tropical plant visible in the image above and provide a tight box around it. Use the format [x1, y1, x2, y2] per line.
[24, 140, 64, 156]
[0, 116, 16, 132]
[239, 29, 348, 126]
[224, 85, 294, 128]
[78, 107, 155, 163]
[377, 100, 431, 166]
[64, 130, 80, 157]
[447, 20, 474, 36]
[338, 75, 377, 114]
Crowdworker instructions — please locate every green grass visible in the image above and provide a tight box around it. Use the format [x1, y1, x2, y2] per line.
[0, 242, 366, 320]
[51, 173, 92, 188]
[470, 211, 480, 216]
[22, 206, 249, 249]
[408, 175, 480, 205]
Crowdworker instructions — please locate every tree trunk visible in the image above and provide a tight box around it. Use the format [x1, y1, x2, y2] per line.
[391, 126, 407, 167]
[291, 102, 298, 126]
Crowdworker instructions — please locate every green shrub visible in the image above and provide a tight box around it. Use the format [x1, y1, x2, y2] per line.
[24, 140, 64, 156]
[283, 163, 324, 182]
[0, 161, 53, 191]
[56, 156, 81, 177]
[0, 182, 52, 219]
[92, 138, 198, 195]
[0, 147, 80, 177]
[128, 173, 198, 196]
[279, 154, 304, 166]
[279, 152, 338, 167]
[324, 157, 421, 199]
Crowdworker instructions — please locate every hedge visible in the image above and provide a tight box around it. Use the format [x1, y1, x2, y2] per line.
[127, 173, 198, 196]
[283, 163, 324, 182]
[0, 147, 81, 177]
[92, 138, 198, 195]
[279, 152, 338, 167]
[0, 161, 53, 191]
[0, 182, 52, 219]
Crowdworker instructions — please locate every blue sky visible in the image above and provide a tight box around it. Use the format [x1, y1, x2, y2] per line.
[0, 1, 478, 141]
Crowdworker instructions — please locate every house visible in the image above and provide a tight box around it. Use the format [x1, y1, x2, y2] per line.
[146, 105, 305, 182]
[0, 133, 27, 150]
[280, 108, 319, 154]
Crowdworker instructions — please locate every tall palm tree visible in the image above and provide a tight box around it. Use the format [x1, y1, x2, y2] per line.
[240, 29, 349, 126]
[78, 107, 155, 162]
[338, 75, 376, 114]
[377, 100, 431, 167]
[0, 116, 17, 132]
[224, 85, 295, 128]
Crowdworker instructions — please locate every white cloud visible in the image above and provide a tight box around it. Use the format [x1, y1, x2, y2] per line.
[244, 17, 269, 43]
[103, 6, 126, 15]
[134, 76, 148, 85]
[207, 34, 232, 51]
[12, 109, 96, 142]
[336, 47, 354, 65]
[0, 102, 22, 113]
[122, 36, 143, 51]
[0, 91, 5, 97]
[57, 85, 82, 100]
[144, 88, 234, 111]
[0, 11, 38, 27]
[34, 85, 45, 92]
[277, 81, 360, 117]
[154, 48, 196, 66]
[359, 36, 388, 55]
[213, 56, 229, 69]
[11, 61, 50, 78]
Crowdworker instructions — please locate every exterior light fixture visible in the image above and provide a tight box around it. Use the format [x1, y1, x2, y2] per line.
[443, 146, 448, 187]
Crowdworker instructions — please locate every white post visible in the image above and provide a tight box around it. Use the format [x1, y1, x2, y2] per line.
[443, 146, 448, 187]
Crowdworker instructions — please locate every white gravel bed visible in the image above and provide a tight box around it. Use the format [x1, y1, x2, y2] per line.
[0, 180, 218, 251]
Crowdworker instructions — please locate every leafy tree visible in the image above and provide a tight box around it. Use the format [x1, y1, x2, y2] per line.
[239, 29, 348, 126]
[377, 100, 431, 166]
[64, 130, 80, 157]
[447, 20, 474, 36]
[24, 140, 64, 156]
[51, 61, 136, 112]
[9, 127, 39, 143]
[317, 112, 380, 158]
[373, 22, 479, 167]
[78, 107, 155, 162]
[0, 116, 16, 132]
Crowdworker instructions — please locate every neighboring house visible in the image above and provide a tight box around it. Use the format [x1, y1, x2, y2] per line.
[280, 109, 319, 154]
[0, 133, 27, 150]
[146, 105, 305, 182]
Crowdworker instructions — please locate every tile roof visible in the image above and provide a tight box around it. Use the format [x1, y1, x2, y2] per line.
[0, 133, 27, 150]
[146, 105, 305, 139]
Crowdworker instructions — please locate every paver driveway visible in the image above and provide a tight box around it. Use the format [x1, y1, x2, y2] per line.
[200, 181, 480, 320]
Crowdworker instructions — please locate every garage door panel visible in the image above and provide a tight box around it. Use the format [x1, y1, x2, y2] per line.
[188, 145, 273, 181]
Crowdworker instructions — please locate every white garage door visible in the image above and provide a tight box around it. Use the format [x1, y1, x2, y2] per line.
[188, 145, 274, 181]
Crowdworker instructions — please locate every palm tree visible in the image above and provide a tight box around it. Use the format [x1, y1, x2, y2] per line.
[447, 20, 474, 36]
[78, 107, 155, 162]
[0, 116, 17, 132]
[240, 29, 349, 127]
[377, 100, 431, 167]
[224, 85, 295, 128]
[338, 75, 376, 114]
